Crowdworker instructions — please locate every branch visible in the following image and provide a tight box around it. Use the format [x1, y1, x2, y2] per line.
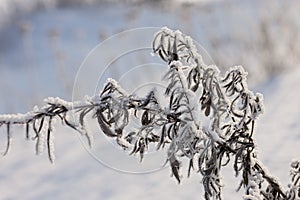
[0, 27, 297, 200]
[0, 96, 96, 162]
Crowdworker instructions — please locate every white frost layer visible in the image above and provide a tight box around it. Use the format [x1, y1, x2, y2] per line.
[0, 113, 33, 123]
[44, 97, 74, 110]
[0, 97, 93, 124]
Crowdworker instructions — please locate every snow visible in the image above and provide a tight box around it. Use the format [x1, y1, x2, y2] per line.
[106, 78, 129, 96]
[0, 0, 300, 199]
[44, 97, 74, 110]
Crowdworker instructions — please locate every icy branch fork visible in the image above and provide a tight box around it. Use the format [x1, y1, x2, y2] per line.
[0, 27, 299, 200]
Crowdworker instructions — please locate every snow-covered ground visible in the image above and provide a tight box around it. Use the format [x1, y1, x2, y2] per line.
[0, 1, 300, 199]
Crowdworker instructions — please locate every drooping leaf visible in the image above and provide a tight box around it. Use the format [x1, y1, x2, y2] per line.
[170, 157, 181, 183]
[96, 109, 117, 137]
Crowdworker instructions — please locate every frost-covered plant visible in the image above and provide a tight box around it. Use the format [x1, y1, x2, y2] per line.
[0, 27, 299, 200]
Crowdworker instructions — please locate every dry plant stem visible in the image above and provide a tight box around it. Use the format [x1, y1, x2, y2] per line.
[0, 27, 299, 200]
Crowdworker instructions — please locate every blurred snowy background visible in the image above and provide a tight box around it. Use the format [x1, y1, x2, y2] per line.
[0, 0, 300, 199]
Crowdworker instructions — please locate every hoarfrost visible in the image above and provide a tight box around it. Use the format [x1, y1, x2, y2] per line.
[0, 27, 297, 200]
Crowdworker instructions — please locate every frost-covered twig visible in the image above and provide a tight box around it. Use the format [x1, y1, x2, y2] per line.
[152, 27, 288, 199]
[1, 27, 299, 200]
[0, 96, 95, 162]
[286, 160, 300, 199]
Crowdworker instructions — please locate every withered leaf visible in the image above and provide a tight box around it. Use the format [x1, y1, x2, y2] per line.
[171, 158, 181, 183]
[141, 110, 150, 126]
[96, 110, 117, 137]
